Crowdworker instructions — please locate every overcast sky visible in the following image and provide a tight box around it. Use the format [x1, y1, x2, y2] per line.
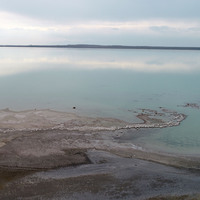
[0, 0, 200, 46]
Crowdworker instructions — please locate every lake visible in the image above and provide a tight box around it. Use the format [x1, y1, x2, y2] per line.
[0, 47, 200, 156]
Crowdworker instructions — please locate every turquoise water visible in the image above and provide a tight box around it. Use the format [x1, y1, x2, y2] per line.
[0, 47, 200, 155]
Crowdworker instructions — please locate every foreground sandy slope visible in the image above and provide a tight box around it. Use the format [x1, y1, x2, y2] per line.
[0, 108, 199, 199]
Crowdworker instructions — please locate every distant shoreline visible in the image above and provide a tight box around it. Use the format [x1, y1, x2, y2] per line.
[0, 44, 200, 50]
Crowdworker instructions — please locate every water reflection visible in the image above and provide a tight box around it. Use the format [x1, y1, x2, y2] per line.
[0, 48, 200, 76]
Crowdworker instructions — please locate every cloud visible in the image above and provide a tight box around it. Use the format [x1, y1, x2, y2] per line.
[0, 11, 200, 46]
[0, 0, 200, 22]
[188, 27, 200, 32]
[150, 26, 174, 32]
[1, 10, 199, 33]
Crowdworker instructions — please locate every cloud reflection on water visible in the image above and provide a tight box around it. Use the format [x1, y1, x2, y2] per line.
[0, 48, 200, 76]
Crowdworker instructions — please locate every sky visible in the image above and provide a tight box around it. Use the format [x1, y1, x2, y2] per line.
[0, 0, 200, 46]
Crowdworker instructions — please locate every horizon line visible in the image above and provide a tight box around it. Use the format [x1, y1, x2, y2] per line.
[0, 44, 200, 50]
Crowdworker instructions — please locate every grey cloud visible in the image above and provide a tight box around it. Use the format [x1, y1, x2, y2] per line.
[111, 28, 120, 31]
[188, 27, 200, 32]
[0, 0, 200, 22]
[1, 25, 200, 47]
[150, 25, 200, 34]
[150, 26, 175, 32]
[0, 0, 200, 46]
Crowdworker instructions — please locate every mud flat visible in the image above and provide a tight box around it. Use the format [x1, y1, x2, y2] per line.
[0, 108, 199, 199]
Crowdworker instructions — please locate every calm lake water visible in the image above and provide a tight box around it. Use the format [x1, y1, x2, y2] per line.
[0, 47, 200, 155]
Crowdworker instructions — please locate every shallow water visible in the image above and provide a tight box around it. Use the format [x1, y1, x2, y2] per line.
[134, 110, 200, 155]
[0, 47, 200, 155]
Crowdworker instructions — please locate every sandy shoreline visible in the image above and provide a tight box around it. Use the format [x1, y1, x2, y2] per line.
[0, 108, 199, 199]
[0, 107, 196, 170]
[0, 127, 200, 170]
[0, 107, 186, 133]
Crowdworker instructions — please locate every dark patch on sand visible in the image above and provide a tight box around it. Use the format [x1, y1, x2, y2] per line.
[0, 147, 91, 170]
[0, 170, 32, 190]
[147, 194, 200, 200]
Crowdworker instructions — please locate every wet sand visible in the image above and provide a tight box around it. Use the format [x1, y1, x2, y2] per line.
[0, 108, 199, 199]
